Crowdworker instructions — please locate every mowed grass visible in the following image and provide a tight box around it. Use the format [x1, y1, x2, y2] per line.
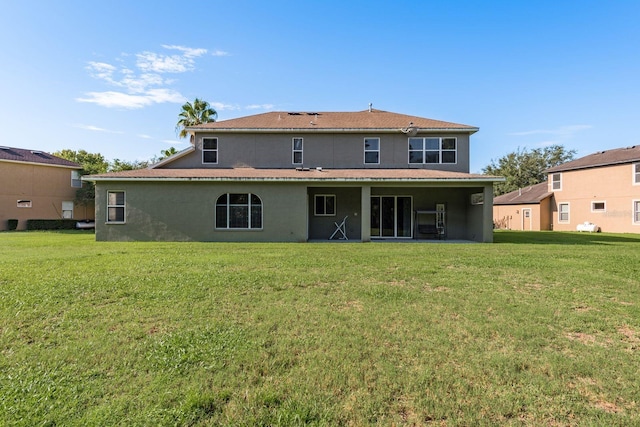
[1, 231, 639, 426]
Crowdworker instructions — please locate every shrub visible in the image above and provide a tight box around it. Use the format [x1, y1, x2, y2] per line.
[7, 219, 18, 230]
[26, 219, 78, 230]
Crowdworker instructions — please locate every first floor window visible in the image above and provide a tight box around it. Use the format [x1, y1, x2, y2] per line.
[17, 200, 32, 208]
[558, 202, 569, 222]
[107, 191, 125, 223]
[314, 195, 336, 216]
[216, 193, 262, 229]
[408, 137, 456, 164]
[591, 201, 606, 212]
[62, 201, 74, 219]
[292, 138, 303, 164]
[202, 138, 218, 164]
[364, 138, 380, 164]
[634, 201, 640, 224]
[552, 173, 562, 190]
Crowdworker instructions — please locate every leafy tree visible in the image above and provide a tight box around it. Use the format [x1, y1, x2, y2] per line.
[175, 98, 217, 140]
[483, 145, 576, 196]
[54, 149, 109, 209]
[54, 149, 108, 175]
[109, 158, 152, 172]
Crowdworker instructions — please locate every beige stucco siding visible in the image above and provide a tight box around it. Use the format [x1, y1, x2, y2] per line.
[0, 162, 83, 230]
[164, 132, 471, 172]
[493, 204, 547, 231]
[551, 164, 640, 232]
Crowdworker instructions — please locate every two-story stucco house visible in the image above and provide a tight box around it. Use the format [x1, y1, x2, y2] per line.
[493, 145, 640, 233]
[546, 145, 640, 233]
[0, 146, 86, 230]
[86, 109, 503, 242]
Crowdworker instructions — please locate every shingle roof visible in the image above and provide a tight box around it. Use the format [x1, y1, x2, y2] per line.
[493, 182, 552, 205]
[187, 109, 478, 133]
[86, 167, 501, 182]
[0, 146, 80, 168]
[546, 145, 640, 173]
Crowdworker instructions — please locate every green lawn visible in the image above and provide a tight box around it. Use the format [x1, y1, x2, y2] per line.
[1, 231, 639, 426]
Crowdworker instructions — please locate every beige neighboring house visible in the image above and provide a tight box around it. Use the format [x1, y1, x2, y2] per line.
[546, 145, 640, 233]
[493, 145, 640, 233]
[0, 146, 87, 230]
[493, 182, 553, 230]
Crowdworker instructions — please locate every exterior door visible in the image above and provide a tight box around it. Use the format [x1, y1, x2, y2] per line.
[371, 196, 412, 238]
[522, 208, 532, 230]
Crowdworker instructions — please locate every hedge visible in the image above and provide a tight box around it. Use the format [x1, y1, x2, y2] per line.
[26, 219, 78, 230]
[7, 219, 18, 230]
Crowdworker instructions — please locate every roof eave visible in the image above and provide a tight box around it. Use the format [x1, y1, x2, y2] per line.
[84, 175, 503, 183]
[0, 159, 81, 169]
[186, 127, 479, 134]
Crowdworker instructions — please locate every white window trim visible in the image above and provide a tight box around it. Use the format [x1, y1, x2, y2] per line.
[633, 200, 640, 225]
[202, 137, 218, 164]
[314, 194, 336, 216]
[407, 137, 457, 165]
[292, 138, 303, 165]
[364, 137, 380, 165]
[106, 191, 126, 224]
[558, 202, 570, 223]
[591, 201, 606, 212]
[551, 173, 562, 191]
[215, 193, 263, 230]
[71, 170, 82, 188]
[633, 163, 640, 185]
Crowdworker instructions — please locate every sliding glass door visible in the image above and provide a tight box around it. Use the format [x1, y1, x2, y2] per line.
[370, 196, 412, 238]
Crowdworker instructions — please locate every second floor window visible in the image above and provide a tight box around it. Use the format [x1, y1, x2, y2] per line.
[292, 138, 303, 164]
[71, 170, 82, 188]
[634, 163, 640, 184]
[408, 137, 456, 164]
[552, 173, 562, 190]
[202, 138, 218, 164]
[364, 138, 380, 164]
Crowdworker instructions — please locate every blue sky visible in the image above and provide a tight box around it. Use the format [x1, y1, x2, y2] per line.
[1, 1, 639, 172]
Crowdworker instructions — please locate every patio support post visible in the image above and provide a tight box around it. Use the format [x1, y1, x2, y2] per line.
[483, 184, 494, 243]
[361, 185, 371, 242]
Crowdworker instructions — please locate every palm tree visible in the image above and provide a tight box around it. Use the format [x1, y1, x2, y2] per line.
[175, 98, 217, 141]
[160, 147, 178, 160]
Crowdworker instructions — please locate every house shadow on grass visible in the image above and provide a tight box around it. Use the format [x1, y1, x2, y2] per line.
[493, 230, 640, 245]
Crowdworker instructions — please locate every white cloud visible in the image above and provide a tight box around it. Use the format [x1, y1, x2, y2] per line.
[162, 139, 187, 145]
[210, 102, 241, 111]
[73, 124, 123, 134]
[77, 90, 184, 109]
[137, 134, 152, 139]
[510, 125, 592, 137]
[80, 45, 215, 109]
[509, 125, 592, 148]
[211, 50, 230, 57]
[246, 103, 275, 110]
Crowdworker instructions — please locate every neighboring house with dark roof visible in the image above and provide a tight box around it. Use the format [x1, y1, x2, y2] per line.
[545, 145, 640, 233]
[493, 145, 640, 233]
[85, 108, 503, 242]
[493, 182, 553, 230]
[0, 146, 87, 230]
